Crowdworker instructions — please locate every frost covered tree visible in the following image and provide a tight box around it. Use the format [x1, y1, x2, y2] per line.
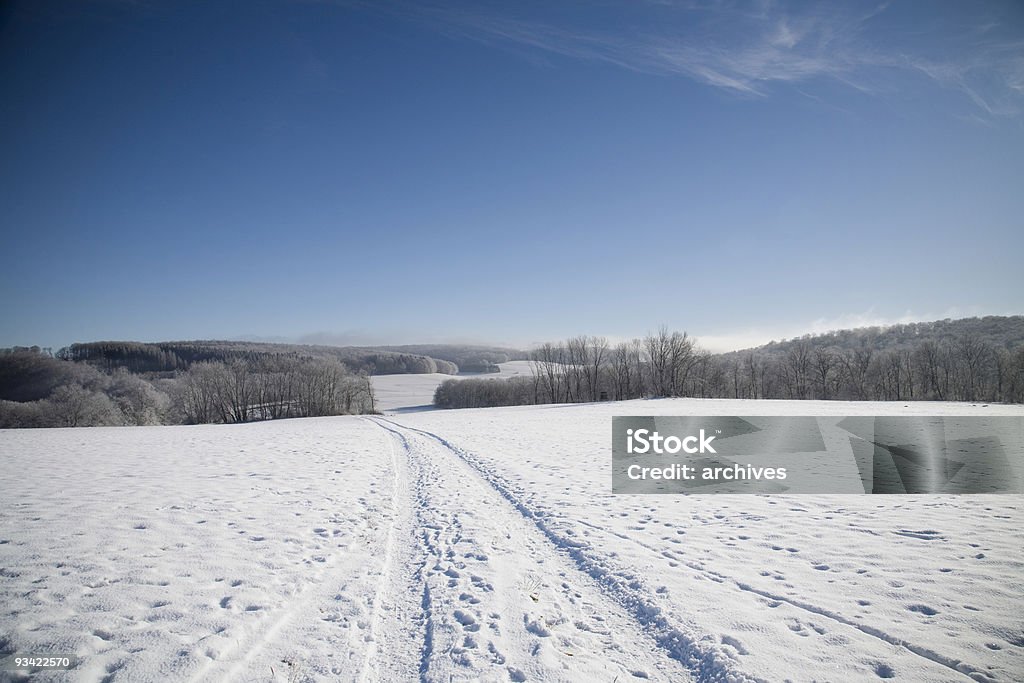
[48, 384, 123, 427]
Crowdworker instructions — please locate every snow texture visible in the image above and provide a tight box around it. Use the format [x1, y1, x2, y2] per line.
[2, 397, 1023, 682]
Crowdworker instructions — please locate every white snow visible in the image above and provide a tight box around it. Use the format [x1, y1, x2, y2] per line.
[2, 397, 1023, 682]
[371, 360, 535, 412]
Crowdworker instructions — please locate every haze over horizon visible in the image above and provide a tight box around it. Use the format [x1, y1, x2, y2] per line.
[12, 309, 1018, 358]
[2, 1, 1023, 350]
[220, 308, 1018, 354]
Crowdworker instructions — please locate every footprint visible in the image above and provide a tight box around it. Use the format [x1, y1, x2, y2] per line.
[907, 604, 938, 616]
[721, 634, 749, 655]
[524, 617, 551, 637]
[454, 610, 479, 631]
[874, 663, 895, 678]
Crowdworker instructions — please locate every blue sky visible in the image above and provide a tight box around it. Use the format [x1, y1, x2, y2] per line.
[1, 0, 1022, 351]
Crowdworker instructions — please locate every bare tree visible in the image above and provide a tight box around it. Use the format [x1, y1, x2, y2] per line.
[178, 362, 225, 424]
[901, 350, 915, 400]
[691, 350, 712, 398]
[584, 336, 609, 401]
[611, 342, 635, 400]
[731, 358, 741, 399]
[645, 327, 673, 397]
[955, 334, 990, 401]
[565, 336, 587, 402]
[745, 353, 758, 399]
[813, 347, 835, 400]
[627, 338, 647, 398]
[914, 341, 943, 400]
[532, 343, 565, 404]
[49, 384, 122, 427]
[668, 331, 697, 397]
[841, 348, 873, 400]
[785, 341, 812, 399]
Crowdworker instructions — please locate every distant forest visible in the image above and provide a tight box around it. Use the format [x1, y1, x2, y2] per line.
[4, 317, 1023, 427]
[434, 316, 1024, 408]
[377, 345, 527, 373]
[57, 340, 463, 375]
[0, 340, 519, 428]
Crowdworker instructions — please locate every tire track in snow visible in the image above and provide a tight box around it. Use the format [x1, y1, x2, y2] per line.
[360, 419, 433, 683]
[370, 417, 699, 683]
[575, 518, 994, 682]
[359, 418, 423, 682]
[372, 417, 754, 683]
[731, 582, 992, 681]
[381, 418, 998, 683]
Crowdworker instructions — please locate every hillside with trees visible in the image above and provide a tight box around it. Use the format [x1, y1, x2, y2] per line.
[0, 339, 527, 428]
[714, 316, 1024, 402]
[0, 346, 376, 428]
[434, 316, 1024, 408]
[378, 345, 526, 373]
[4, 317, 1023, 426]
[58, 340, 460, 376]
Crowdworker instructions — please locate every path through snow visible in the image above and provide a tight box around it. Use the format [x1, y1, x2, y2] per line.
[1, 398, 1022, 682]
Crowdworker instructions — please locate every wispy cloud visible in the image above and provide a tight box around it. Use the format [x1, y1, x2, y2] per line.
[368, 0, 1024, 120]
[903, 43, 1024, 118]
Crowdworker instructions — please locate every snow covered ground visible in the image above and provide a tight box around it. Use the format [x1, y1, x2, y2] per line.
[1, 398, 1023, 682]
[371, 360, 535, 412]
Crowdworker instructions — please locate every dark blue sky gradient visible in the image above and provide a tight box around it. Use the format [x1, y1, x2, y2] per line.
[2, 1, 1022, 350]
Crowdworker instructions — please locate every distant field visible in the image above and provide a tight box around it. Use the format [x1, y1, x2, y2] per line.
[370, 360, 536, 412]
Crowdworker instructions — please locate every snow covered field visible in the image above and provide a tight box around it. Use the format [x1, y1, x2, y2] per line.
[370, 361, 535, 412]
[2, 398, 1023, 682]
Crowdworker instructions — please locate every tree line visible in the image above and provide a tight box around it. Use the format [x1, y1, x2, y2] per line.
[715, 336, 1024, 403]
[177, 357, 374, 424]
[59, 340, 459, 376]
[434, 323, 1024, 409]
[0, 347, 376, 428]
